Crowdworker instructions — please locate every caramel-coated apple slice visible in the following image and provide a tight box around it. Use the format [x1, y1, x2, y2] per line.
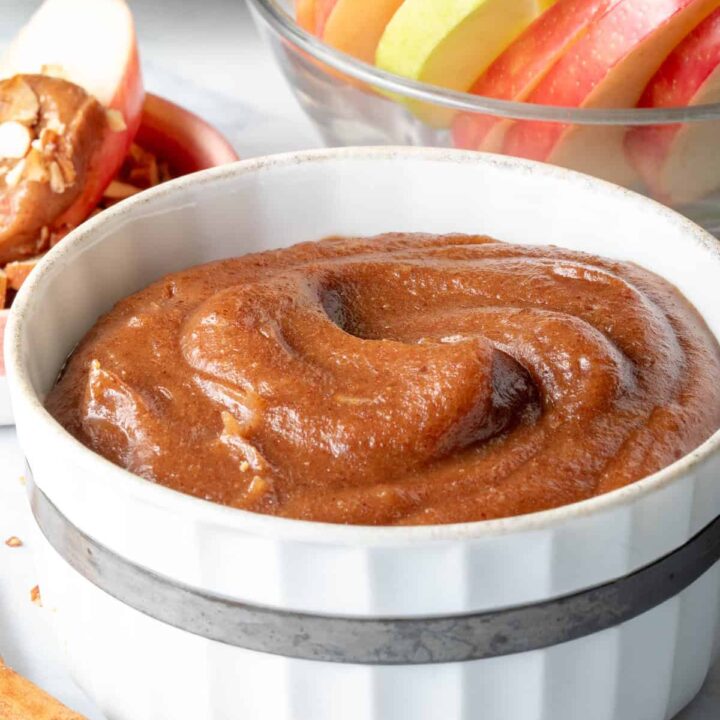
[501, 0, 720, 186]
[626, 7, 720, 204]
[0, 0, 144, 234]
[0, 75, 119, 264]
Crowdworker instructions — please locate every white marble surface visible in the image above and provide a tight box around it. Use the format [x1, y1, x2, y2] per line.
[0, 1, 718, 718]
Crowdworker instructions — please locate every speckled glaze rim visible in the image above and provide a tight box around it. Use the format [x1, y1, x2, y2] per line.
[6, 147, 720, 546]
[248, 0, 720, 125]
[29, 475, 720, 663]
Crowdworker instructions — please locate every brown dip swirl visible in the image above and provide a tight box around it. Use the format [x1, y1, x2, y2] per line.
[47, 234, 720, 525]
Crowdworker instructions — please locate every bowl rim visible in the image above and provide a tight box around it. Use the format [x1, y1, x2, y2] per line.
[248, 0, 720, 126]
[7, 146, 720, 545]
[139, 92, 239, 167]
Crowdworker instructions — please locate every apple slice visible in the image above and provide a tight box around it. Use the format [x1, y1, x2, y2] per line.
[502, 0, 720, 186]
[296, 0, 317, 31]
[296, 0, 336, 35]
[453, 0, 617, 152]
[626, 7, 720, 204]
[314, 0, 340, 35]
[1, 0, 144, 229]
[375, 0, 542, 126]
[5, 256, 41, 292]
[322, 0, 406, 65]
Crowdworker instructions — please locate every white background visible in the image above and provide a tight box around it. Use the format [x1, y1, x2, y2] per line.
[0, 1, 718, 717]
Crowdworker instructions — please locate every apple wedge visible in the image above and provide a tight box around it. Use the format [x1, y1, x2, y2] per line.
[297, 0, 317, 31]
[375, 0, 542, 126]
[453, 0, 616, 153]
[626, 7, 720, 204]
[1, 0, 144, 230]
[502, 0, 720, 186]
[322, 0, 406, 65]
[314, 0, 341, 35]
[296, 0, 335, 35]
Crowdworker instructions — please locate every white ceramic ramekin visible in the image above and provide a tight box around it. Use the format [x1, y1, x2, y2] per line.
[6, 148, 720, 720]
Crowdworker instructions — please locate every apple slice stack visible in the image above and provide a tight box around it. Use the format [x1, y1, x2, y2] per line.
[626, 7, 720, 204]
[297, 0, 720, 205]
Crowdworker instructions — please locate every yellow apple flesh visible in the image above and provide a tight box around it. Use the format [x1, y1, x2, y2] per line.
[375, 0, 542, 126]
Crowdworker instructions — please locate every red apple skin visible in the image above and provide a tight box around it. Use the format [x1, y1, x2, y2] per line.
[54, 43, 144, 231]
[501, 0, 720, 185]
[626, 7, 720, 202]
[452, 0, 616, 153]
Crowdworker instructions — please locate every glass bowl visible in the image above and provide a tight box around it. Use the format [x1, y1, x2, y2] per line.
[247, 0, 720, 235]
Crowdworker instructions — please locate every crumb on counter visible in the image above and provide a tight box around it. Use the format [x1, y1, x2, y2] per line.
[5, 536, 23, 548]
[30, 585, 41, 606]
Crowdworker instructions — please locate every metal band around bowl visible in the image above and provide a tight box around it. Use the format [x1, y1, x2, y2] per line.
[29, 475, 720, 665]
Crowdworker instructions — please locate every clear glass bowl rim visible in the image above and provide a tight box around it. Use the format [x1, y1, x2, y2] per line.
[248, 0, 720, 126]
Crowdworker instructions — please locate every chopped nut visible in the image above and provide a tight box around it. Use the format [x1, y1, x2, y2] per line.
[55, 154, 76, 185]
[48, 161, 65, 193]
[4, 158, 25, 187]
[239, 461, 250, 473]
[23, 148, 48, 183]
[126, 143, 159, 187]
[103, 180, 142, 200]
[247, 475, 270, 500]
[43, 116, 66, 136]
[0, 121, 32, 159]
[5, 536, 22, 548]
[38, 126, 60, 151]
[5, 257, 40, 291]
[106, 109, 127, 133]
[30, 585, 41, 606]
